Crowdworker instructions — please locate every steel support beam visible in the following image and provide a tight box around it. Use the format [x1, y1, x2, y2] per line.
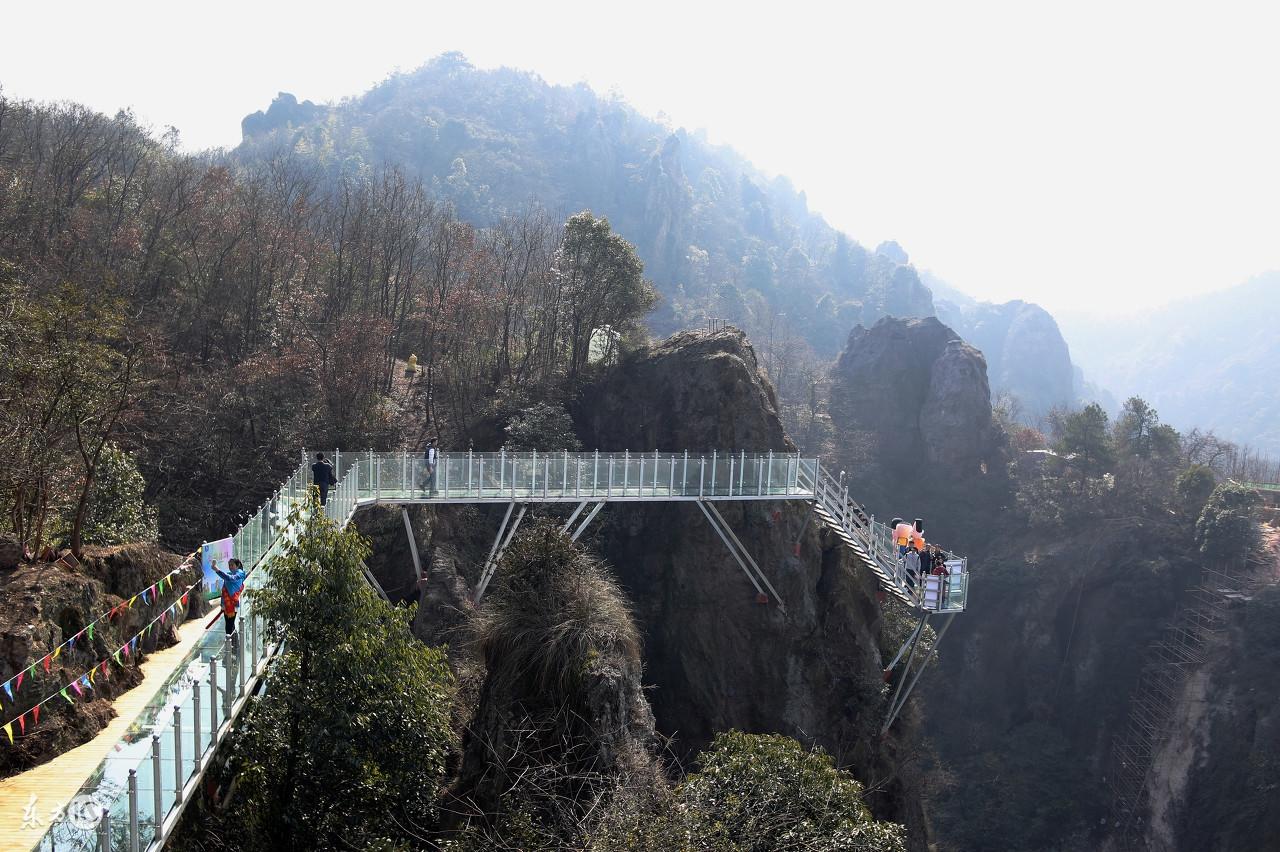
[570, 502, 606, 542]
[402, 508, 423, 582]
[562, 501, 589, 534]
[360, 561, 391, 602]
[884, 613, 929, 675]
[696, 500, 786, 613]
[476, 504, 526, 602]
[882, 612, 956, 733]
[702, 500, 786, 612]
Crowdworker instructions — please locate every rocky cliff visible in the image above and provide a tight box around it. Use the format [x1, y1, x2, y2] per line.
[366, 329, 932, 840]
[827, 316, 1008, 548]
[573, 330, 930, 837]
[0, 545, 203, 776]
[935, 298, 1076, 420]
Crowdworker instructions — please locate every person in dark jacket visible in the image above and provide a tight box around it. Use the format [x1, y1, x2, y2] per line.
[312, 452, 336, 506]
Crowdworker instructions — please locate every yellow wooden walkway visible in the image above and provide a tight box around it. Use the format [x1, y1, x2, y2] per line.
[0, 619, 208, 852]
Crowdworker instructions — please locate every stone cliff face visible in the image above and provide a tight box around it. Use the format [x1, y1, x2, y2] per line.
[934, 298, 1075, 420]
[827, 317, 1006, 546]
[369, 330, 935, 842]
[0, 545, 203, 776]
[573, 329, 929, 838]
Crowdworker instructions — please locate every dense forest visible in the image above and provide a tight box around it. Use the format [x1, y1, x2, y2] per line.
[0, 92, 659, 552]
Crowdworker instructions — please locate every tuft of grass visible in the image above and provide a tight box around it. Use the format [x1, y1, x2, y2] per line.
[472, 518, 641, 705]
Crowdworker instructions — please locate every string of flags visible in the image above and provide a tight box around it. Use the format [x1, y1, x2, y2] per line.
[0, 582, 198, 745]
[0, 559, 194, 707]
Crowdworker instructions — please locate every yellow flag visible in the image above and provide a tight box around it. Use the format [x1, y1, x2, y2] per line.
[53, 647, 61, 660]
[3, 723, 11, 744]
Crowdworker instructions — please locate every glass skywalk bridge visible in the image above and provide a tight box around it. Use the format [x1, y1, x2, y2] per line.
[28, 450, 968, 852]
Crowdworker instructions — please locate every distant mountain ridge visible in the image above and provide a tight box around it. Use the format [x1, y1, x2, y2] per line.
[234, 52, 935, 357]
[1058, 273, 1280, 457]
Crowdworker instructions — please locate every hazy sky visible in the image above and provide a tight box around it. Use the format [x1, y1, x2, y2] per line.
[4, 1, 1278, 316]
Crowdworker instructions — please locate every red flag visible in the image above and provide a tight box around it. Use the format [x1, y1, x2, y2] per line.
[15, 671, 23, 692]
[32, 705, 40, 724]
[42, 655, 51, 674]
[18, 713, 26, 734]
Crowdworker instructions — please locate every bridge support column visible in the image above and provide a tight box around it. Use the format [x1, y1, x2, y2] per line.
[402, 508, 423, 582]
[570, 502, 606, 541]
[475, 503, 526, 602]
[881, 612, 956, 734]
[562, 501, 589, 534]
[697, 500, 786, 614]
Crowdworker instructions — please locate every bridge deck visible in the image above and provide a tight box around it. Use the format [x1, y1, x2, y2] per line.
[0, 620, 207, 852]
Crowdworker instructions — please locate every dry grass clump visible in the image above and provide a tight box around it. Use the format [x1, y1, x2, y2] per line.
[471, 519, 641, 704]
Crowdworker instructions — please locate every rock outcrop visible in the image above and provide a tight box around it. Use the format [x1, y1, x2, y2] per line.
[830, 317, 999, 472]
[573, 329, 927, 838]
[934, 298, 1075, 419]
[0, 544, 202, 776]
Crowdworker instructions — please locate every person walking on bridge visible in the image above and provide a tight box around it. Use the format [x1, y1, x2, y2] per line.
[312, 452, 336, 506]
[421, 438, 439, 495]
[212, 558, 247, 639]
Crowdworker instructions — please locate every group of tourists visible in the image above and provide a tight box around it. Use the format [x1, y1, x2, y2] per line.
[891, 517, 948, 592]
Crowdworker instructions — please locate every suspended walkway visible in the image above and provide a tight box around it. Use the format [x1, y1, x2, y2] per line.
[12, 450, 969, 851]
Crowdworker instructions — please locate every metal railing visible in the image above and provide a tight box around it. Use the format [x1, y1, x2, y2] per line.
[804, 464, 969, 613]
[340, 450, 819, 503]
[33, 460, 321, 852]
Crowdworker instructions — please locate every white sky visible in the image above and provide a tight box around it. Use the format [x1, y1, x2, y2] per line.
[4, 0, 1279, 317]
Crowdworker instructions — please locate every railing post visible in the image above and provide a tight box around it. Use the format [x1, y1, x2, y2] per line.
[173, 705, 184, 805]
[766, 450, 773, 495]
[499, 448, 505, 494]
[711, 450, 717, 495]
[740, 449, 746, 494]
[543, 453, 549, 499]
[699, 455, 705, 496]
[638, 454, 644, 499]
[128, 768, 139, 852]
[375, 455, 382, 500]
[683, 451, 689, 494]
[654, 449, 660, 495]
[608, 453, 614, 497]
[593, 451, 599, 498]
[250, 610, 259, 673]
[479, 455, 485, 499]
[223, 638, 233, 718]
[97, 807, 110, 852]
[669, 450, 676, 495]
[443, 452, 449, 496]
[563, 450, 569, 494]
[623, 450, 629, 494]
[151, 734, 162, 840]
[208, 655, 219, 734]
[531, 449, 538, 497]
[237, 624, 246, 694]
[193, 676, 201, 764]
[468, 449, 474, 493]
